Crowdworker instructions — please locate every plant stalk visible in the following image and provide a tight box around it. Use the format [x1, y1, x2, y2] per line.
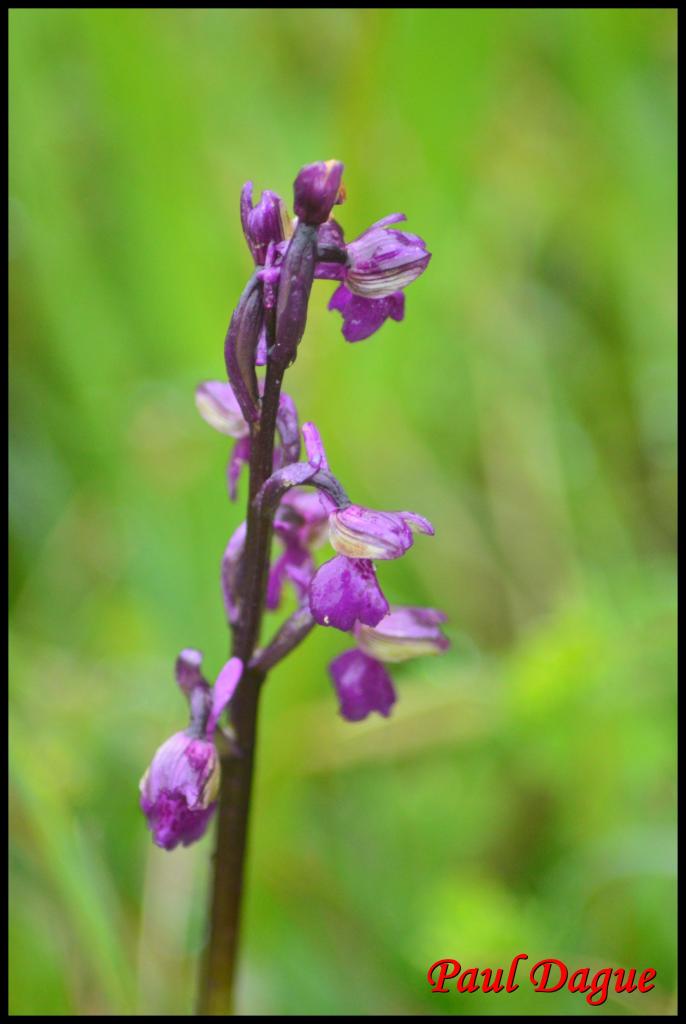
[197, 357, 284, 1015]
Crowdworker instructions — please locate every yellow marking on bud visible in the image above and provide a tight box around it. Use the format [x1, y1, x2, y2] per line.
[201, 754, 221, 807]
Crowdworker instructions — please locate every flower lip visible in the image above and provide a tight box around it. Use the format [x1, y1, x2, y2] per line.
[354, 606, 450, 663]
[329, 649, 396, 721]
[328, 285, 405, 343]
[309, 555, 389, 631]
[195, 380, 249, 438]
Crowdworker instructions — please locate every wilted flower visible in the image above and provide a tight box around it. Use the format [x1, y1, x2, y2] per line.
[140, 654, 243, 850]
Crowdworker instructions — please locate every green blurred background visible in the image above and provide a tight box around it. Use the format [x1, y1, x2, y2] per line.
[9, 8, 677, 1016]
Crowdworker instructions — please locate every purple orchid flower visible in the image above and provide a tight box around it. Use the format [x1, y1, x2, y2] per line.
[296, 422, 435, 631]
[140, 651, 243, 850]
[329, 606, 449, 722]
[326, 214, 431, 342]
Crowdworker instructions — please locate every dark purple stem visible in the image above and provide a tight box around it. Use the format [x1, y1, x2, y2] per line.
[250, 604, 315, 673]
[198, 204, 335, 1012]
[198, 352, 285, 1014]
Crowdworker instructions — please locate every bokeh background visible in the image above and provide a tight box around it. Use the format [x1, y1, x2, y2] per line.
[9, 8, 677, 1016]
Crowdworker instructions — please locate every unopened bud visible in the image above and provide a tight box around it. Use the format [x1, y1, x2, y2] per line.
[293, 160, 344, 226]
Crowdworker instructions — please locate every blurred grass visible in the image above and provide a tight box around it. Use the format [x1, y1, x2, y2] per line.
[9, 8, 676, 1016]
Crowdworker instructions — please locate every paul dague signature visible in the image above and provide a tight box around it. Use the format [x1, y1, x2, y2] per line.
[427, 955, 657, 1007]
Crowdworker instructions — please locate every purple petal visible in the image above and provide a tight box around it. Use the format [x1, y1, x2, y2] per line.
[315, 218, 347, 280]
[195, 381, 249, 438]
[175, 648, 207, 696]
[329, 649, 397, 722]
[354, 606, 450, 663]
[309, 556, 389, 631]
[302, 421, 329, 469]
[328, 284, 404, 343]
[388, 292, 405, 322]
[140, 732, 218, 812]
[366, 212, 407, 230]
[266, 544, 314, 610]
[275, 488, 333, 546]
[241, 181, 289, 265]
[240, 181, 254, 249]
[206, 657, 243, 735]
[346, 224, 431, 299]
[140, 790, 216, 851]
[400, 511, 435, 536]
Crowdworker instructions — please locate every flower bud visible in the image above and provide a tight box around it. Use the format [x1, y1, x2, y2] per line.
[139, 731, 220, 850]
[139, 657, 243, 849]
[240, 182, 292, 265]
[293, 160, 344, 225]
[355, 607, 450, 663]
